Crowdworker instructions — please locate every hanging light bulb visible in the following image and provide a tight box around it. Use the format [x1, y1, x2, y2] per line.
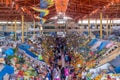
[21, 7, 25, 12]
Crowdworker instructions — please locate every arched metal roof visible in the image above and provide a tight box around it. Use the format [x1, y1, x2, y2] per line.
[0, 0, 120, 22]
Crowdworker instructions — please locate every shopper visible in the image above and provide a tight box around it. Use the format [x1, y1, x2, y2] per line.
[53, 67, 61, 80]
[61, 67, 65, 80]
[45, 69, 51, 80]
[81, 70, 87, 80]
[64, 66, 69, 80]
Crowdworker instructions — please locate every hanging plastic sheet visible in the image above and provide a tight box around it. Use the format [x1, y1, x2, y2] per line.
[21, 44, 30, 49]
[88, 39, 98, 46]
[91, 41, 103, 51]
[97, 41, 109, 52]
[19, 44, 45, 62]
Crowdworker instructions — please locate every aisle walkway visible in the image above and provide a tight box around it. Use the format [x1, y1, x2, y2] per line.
[48, 37, 73, 80]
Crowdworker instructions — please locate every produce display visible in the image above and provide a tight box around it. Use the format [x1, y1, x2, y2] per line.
[0, 32, 120, 80]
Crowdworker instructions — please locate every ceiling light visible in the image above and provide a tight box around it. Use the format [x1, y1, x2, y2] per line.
[0, 21, 21, 24]
[0, 22, 7, 24]
[21, 7, 25, 12]
[57, 20, 66, 24]
[78, 19, 120, 24]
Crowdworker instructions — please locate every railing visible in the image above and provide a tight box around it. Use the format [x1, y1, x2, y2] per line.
[42, 29, 108, 32]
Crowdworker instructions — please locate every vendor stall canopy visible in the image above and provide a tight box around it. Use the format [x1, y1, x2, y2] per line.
[0, 0, 120, 22]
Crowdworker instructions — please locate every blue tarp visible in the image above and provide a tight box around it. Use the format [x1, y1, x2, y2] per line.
[19, 45, 37, 58]
[109, 55, 120, 67]
[0, 64, 14, 80]
[88, 39, 98, 46]
[108, 66, 120, 74]
[19, 44, 44, 62]
[114, 67, 120, 73]
[21, 44, 30, 49]
[5, 48, 14, 56]
[97, 41, 109, 52]
[83, 31, 88, 35]
[95, 34, 100, 38]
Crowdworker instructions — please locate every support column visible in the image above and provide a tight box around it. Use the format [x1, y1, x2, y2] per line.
[12, 21, 14, 33]
[112, 20, 113, 34]
[106, 15, 108, 38]
[81, 19, 83, 32]
[26, 23, 28, 37]
[39, 24, 43, 36]
[14, 20, 17, 41]
[81, 19, 82, 28]
[40, 25, 43, 36]
[88, 17, 91, 36]
[95, 19, 97, 30]
[22, 15, 24, 43]
[33, 20, 35, 35]
[110, 19, 112, 35]
[100, 12, 102, 39]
